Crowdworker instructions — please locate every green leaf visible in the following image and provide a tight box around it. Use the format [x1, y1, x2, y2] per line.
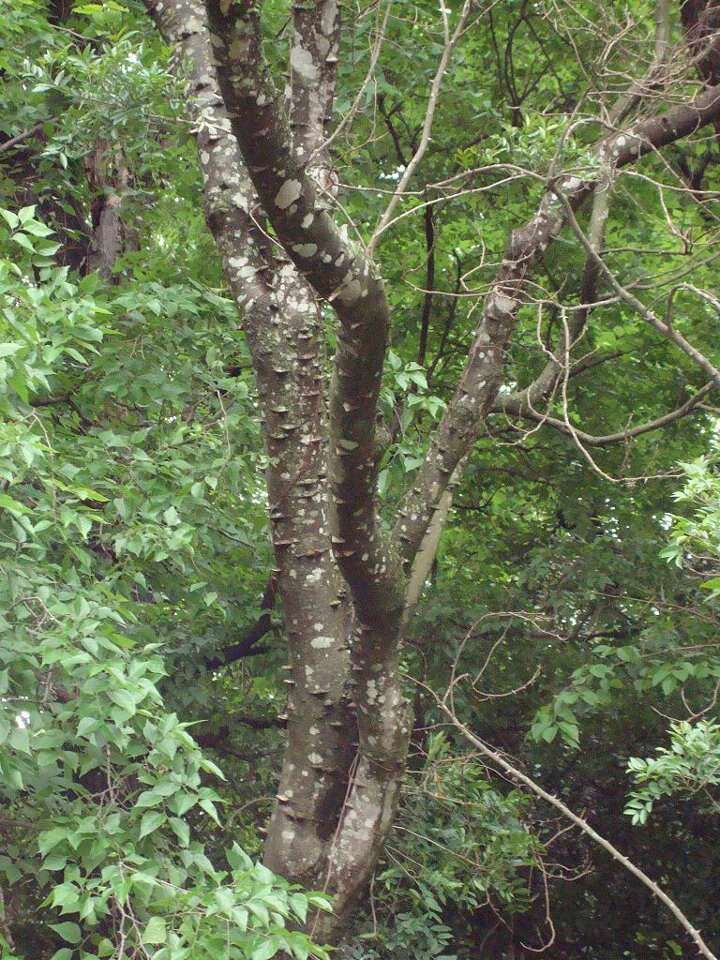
[10, 726, 30, 754]
[0, 209, 19, 230]
[290, 893, 308, 923]
[163, 505, 180, 526]
[0, 343, 23, 359]
[108, 689, 135, 713]
[247, 900, 270, 925]
[17, 205, 36, 224]
[169, 817, 189, 846]
[198, 797, 220, 823]
[227, 843, 253, 871]
[541, 725, 558, 743]
[141, 916, 167, 945]
[0, 500, 30, 528]
[252, 942, 279, 960]
[49, 922, 81, 944]
[12, 232, 35, 253]
[22, 220, 55, 238]
[139, 811, 167, 839]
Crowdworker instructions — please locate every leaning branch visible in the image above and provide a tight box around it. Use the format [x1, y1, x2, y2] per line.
[0, 122, 46, 155]
[437, 701, 718, 960]
[393, 80, 720, 568]
[204, 576, 277, 669]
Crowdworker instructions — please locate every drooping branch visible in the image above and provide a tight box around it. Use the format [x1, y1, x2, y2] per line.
[437, 699, 718, 960]
[499, 381, 714, 446]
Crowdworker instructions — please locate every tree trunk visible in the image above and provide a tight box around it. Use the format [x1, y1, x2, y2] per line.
[143, 0, 720, 944]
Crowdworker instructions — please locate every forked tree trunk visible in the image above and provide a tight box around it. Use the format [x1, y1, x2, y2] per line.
[144, 0, 720, 944]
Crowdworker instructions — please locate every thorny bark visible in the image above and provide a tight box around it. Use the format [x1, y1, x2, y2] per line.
[145, 0, 720, 944]
[143, 0, 356, 904]
[205, 0, 417, 929]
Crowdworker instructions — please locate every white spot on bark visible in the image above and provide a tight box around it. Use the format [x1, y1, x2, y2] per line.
[291, 46, 319, 80]
[275, 180, 302, 209]
[321, 0, 338, 35]
[292, 243, 318, 258]
[311, 636, 334, 649]
[338, 277, 362, 303]
[494, 293, 516, 313]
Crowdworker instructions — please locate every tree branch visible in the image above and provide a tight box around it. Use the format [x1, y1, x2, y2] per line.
[393, 80, 720, 568]
[417, 203, 436, 368]
[289, 0, 340, 179]
[206, 0, 406, 627]
[204, 576, 277, 669]
[499, 381, 714, 446]
[368, 0, 474, 252]
[146, 4, 358, 895]
[436, 698, 718, 960]
[681, 0, 720, 90]
[559, 194, 720, 387]
[0, 122, 46, 155]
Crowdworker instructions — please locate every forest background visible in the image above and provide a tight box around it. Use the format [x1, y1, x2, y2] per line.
[2, 0, 720, 958]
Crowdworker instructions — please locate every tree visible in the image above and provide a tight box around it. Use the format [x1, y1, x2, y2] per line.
[2, 0, 720, 956]
[137, 0, 720, 940]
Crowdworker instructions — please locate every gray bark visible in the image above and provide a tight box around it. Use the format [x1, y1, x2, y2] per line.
[144, 0, 720, 944]
[143, 0, 356, 901]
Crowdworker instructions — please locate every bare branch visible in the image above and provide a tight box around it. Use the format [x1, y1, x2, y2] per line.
[500, 381, 714, 446]
[434, 698, 718, 960]
[558, 194, 720, 386]
[368, 0, 474, 252]
[394, 80, 720, 567]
